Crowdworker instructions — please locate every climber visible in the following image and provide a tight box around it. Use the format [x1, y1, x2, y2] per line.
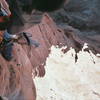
[0, 1, 18, 61]
[0, 0, 40, 61]
[0, 0, 66, 61]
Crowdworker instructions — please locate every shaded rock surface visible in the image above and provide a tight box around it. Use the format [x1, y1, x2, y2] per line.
[8, 0, 100, 36]
[50, 0, 100, 35]
[22, 0, 100, 36]
[0, 14, 100, 100]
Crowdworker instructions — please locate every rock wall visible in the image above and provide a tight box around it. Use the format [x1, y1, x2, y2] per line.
[23, 0, 100, 36]
[0, 14, 99, 100]
[0, 14, 67, 100]
[50, 0, 100, 35]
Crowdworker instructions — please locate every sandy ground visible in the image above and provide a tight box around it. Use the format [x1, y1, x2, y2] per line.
[34, 45, 100, 100]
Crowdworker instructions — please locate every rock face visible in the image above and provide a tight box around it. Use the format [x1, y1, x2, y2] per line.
[50, 0, 100, 35]
[22, 0, 100, 36]
[0, 14, 100, 100]
[0, 15, 67, 100]
[9, 0, 100, 36]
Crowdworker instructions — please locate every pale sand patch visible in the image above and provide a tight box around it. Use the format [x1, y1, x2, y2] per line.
[35, 45, 100, 100]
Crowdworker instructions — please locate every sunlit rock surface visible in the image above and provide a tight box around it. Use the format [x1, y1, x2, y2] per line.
[0, 15, 67, 100]
[35, 46, 100, 100]
[0, 14, 100, 100]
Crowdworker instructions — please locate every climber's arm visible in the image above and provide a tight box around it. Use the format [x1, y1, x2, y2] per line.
[0, 0, 18, 42]
[0, 0, 11, 31]
[0, 0, 11, 43]
[0, 0, 11, 15]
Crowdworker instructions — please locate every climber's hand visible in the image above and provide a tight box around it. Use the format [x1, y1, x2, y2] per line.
[11, 35, 19, 40]
[0, 0, 11, 15]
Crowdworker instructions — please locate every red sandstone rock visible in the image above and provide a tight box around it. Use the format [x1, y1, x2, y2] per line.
[0, 14, 99, 100]
[0, 14, 67, 100]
